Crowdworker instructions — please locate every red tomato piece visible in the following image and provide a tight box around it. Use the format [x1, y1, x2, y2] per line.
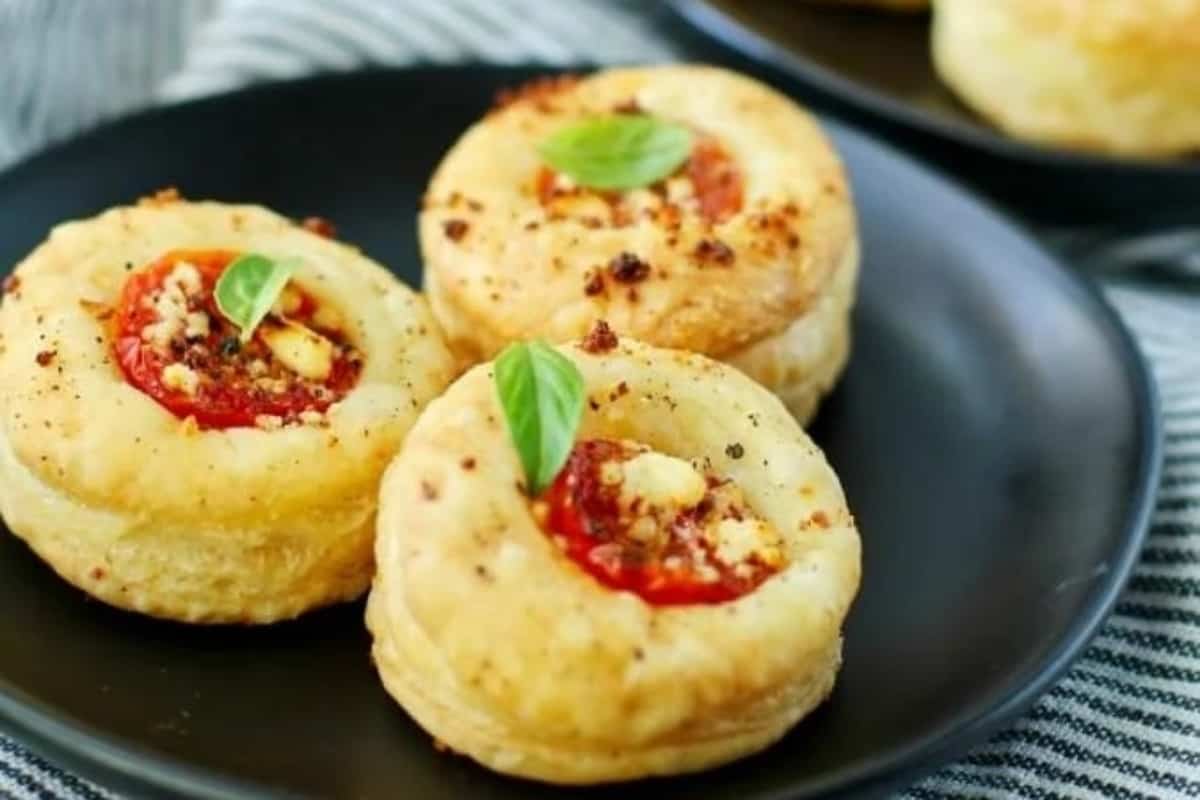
[113, 249, 360, 430]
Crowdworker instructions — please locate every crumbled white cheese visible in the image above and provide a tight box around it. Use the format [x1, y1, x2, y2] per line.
[166, 262, 202, 295]
[161, 363, 199, 396]
[623, 188, 660, 219]
[310, 304, 342, 332]
[141, 321, 175, 351]
[247, 359, 269, 377]
[184, 310, 210, 340]
[141, 263, 205, 354]
[255, 376, 289, 394]
[711, 518, 776, 566]
[627, 516, 661, 545]
[254, 414, 283, 430]
[665, 176, 695, 205]
[259, 320, 333, 381]
[272, 286, 303, 317]
[153, 288, 183, 317]
[618, 451, 707, 510]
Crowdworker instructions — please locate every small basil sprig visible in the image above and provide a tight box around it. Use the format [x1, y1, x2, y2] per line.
[494, 341, 585, 495]
[538, 115, 693, 191]
[214, 253, 297, 342]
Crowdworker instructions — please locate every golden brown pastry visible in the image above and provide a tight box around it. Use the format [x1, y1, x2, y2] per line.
[420, 65, 859, 423]
[933, 0, 1200, 156]
[0, 195, 456, 623]
[367, 328, 861, 783]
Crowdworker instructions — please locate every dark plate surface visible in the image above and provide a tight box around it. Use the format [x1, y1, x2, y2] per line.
[669, 0, 1200, 223]
[0, 68, 1160, 800]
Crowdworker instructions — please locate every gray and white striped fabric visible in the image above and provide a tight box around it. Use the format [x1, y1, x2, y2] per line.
[1, 2, 1198, 799]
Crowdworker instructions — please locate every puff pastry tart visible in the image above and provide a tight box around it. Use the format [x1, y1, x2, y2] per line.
[0, 195, 455, 623]
[933, 0, 1200, 156]
[420, 65, 859, 423]
[367, 326, 861, 783]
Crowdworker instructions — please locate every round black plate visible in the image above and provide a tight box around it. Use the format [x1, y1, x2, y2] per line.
[669, 0, 1200, 224]
[0, 68, 1160, 800]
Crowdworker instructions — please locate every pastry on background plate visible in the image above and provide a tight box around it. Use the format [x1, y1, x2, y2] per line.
[933, 0, 1200, 156]
[367, 324, 861, 783]
[0, 194, 455, 624]
[420, 65, 859, 424]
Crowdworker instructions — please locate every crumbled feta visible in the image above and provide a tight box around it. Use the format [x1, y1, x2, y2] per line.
[259, 320, 333, 381]
[141, 263, 204, 354]
[272, 286, 303, 317]
[141, 321, 175, 351]
[618, 451, 707, 510]
[711, 518, 776, 566]
[166, 262, 202, 295]
[184, 310, 210, 340]
[665, 176, 695, 205]
[254, 414, 283, 430]
[310, 304, 342, 332]
[623, 188, 660, 219]
[254, 377, 288, 394]
[161, 363, 199, 395]
[627, 516, 661, 545]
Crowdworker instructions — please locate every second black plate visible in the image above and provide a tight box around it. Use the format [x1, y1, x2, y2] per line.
[0, 67, 1160, 799]
[671, 0, 1200, 223]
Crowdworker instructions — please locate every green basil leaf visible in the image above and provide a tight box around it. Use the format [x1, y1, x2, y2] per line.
[214, 253, 297, 343]
[538, 115, 693, 191]
[494, 340, 585, 496]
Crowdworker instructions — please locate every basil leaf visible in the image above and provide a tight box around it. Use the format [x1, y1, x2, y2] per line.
[538, 115, 693, 191]
[494, 341, 585, 496]
[214, 253, 297, 343]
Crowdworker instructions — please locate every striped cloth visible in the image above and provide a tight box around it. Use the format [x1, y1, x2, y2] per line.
[0, 2, 1197, 798]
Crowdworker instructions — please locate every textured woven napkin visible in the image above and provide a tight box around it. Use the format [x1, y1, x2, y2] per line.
[1, 2, 1197, 798]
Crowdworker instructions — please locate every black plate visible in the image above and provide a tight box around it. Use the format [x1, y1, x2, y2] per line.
[0, 67, 1160, 800]
[669, 0, 1200, 223]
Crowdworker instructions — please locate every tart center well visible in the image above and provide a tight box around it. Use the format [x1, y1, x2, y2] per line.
[538, 438, 786, 605]
[536, 135, 744, 227]
[114, 249, 361, 430]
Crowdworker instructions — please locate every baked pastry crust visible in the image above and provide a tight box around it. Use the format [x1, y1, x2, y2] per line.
[727, 237, 856, 424]
[0, 199, 456, 623]
[933, 0, 1200, 156]
[421, 65, 859, 419]
[367, 337, 861, 783]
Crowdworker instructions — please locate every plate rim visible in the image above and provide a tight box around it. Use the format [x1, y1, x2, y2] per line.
[669, 0, 1200, 178]
[0, 65, 1165, 800]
